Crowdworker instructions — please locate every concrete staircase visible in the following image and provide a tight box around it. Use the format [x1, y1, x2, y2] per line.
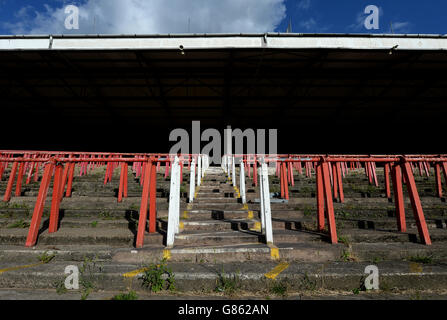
[1, 163, 447, 298]
[158, 166, 278, 262]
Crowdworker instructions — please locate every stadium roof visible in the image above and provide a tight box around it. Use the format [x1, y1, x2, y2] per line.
[1, 33, 447, 51]
[1, 33, 446, 153]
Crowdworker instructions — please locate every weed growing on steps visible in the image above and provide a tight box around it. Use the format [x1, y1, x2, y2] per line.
[54, 279, 67, 295]
[352, 275, 367, 294]
[338, 235, 351, 246]
[302, 206, 313, 217]
[6, 219, 30, 229]
[269, 280, 288, 297]
[371, 256, 382, 264]
[78, 255, 104, 300]
[37, 251, 56, 263]
[112, 290, 138, 300]
[90, 221, 98, 228]
[0, 202, 31, 210]
[215, 267, 241, 296]
[140, 259, 176, 293]
[407, 254, 434, 264]
[299, 273, 317, 291]
[269, 184, 280, 193]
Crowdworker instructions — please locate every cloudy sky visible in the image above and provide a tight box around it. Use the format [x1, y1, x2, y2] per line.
[0, 0, 445, 35]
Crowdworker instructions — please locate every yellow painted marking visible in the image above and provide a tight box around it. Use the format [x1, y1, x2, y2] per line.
[270, 247, 280, 260]
[233, 186, 241, 198]
[163, 249, 172, 261]
[183, 211, 189, 219]
[264, 261, 289, 279]
[123, 267, 149, 278]
[247, 211, 254, 219]
[123, 259, 171, 278]
[242, 204, 249, 210]
[253, 221, 261, 231]
[179, 221, 184, 230]
[0, 261, 45, 274]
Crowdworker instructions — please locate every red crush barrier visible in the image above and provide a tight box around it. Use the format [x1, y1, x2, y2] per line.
[26, 160, 55, 247]
[3, 161, 18, 202]
[136, 158, 152, 248]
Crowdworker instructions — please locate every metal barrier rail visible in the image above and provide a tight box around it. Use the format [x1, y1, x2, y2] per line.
[224, 155, 274, 245]
[0, 153, 205, 247]
[227, 155, 447, 247]
[166, 155, 209, 247]
[1, 152, 445, 248]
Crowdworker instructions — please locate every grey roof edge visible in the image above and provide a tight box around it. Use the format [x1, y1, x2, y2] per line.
[0, 32, 446, 39]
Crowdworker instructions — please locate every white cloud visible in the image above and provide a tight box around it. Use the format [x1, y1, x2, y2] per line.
[300, 18, 316, 30]
[297, 0, 311, 10]
[4, 0, 287, 34]
[392, 22, 411, 33]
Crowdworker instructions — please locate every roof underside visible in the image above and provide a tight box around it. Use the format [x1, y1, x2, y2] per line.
[1, 34, 446, 153]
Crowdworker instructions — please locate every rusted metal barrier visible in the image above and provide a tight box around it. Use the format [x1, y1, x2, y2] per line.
[1, 152, 446, 248]
[234, 154, 447, 245]
[0, 153, 181, 247]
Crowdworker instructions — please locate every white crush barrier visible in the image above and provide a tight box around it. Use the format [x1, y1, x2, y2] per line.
[167, 154, 209, 247]
[232, 156, 236, 187]
[239, 159, 246, 204]
[189, 158, 196, 203]
[166, 156, 181, 248]
[258, 161, 274, 244]
[197, 155, 202, 186]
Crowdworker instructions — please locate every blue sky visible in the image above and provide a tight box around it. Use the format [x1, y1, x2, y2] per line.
[0, 0, 445, 35]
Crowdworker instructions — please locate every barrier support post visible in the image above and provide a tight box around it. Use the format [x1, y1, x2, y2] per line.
[240, 160, 246, 204]
[189, 159, 196, 203]
[3, 161, 18, 202]
[49, 163, 64, 233]
[136, 159, 152, 248]
[148, 161, 157, 233]
[123, 162, 128, 198]
[401, 160, 432, 245]
[25, 160, 55, 247]
[14, 162, 24, 197]
[316, 163, 325, 231]
[384, 163, 391, 199]
[65, 163, 75, 197]
[166, 157, 180, 248]
[435, 163, 442, 198]
[321, 161, 338, 244]
[391, 163, 407, 232]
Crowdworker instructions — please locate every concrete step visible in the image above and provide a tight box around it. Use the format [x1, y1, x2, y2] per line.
[193, 198, 240, 203]
[182, 209, 256, 220]
[335, 228, 447, 244]
[0, 227, 164, 246]
[1, 260, 447, 292]
[0, 196, 175, 210]
[174, 230, 262, 245]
